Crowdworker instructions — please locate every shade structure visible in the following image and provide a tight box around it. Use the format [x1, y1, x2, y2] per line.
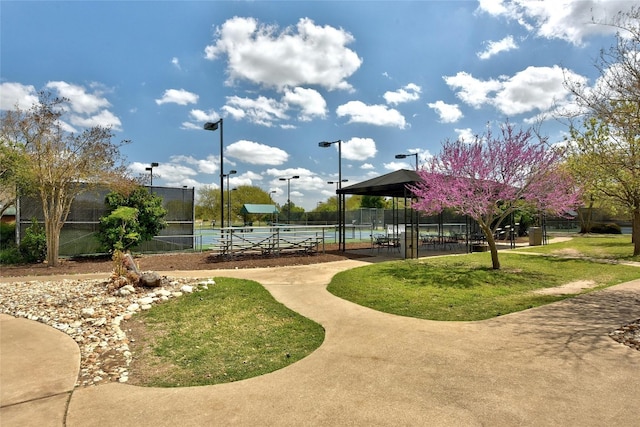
[336, 169, 420, 198]
[240, 204, 279, 215]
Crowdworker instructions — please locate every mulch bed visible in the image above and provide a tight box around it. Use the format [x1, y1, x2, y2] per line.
[0, 243, 374, 278]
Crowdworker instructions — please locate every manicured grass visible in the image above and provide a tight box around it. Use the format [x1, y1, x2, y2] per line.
[327, 251, 640, 321]
[134, 277, 324, 387]
[519, 234, 639, 261]
[132, 235, 639, 386]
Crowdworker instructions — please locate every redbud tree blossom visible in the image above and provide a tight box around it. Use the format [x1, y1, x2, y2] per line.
[409, 122, 581, 270]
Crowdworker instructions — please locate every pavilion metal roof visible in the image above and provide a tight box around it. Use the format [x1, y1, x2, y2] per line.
[336, 169, 420, 198]
[240, 204, 279, 215]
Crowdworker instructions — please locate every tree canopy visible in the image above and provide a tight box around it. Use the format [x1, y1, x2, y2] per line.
[564, 7, 640, 255]
[0, 92, 129, 265]
[410, 121, 580, 269]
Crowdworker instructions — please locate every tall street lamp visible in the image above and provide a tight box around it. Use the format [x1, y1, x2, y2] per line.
[229, 188, 237, 226]
[279, 175, 299, 224]
[395, 153, 419, 170]
[204, 119, 224, 229]
[269, 190, 277, 224]
[223, 170, 237, 226]
[328, 179, 348, 226]
[145, 162, 159, 187]
[319, 140, 344, 251]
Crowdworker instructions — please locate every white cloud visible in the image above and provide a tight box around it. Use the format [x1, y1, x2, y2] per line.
[427, 100, 463, 123]
[171, 57, 181, 70]
[477, 0, 635, 46]
[204, 16, 362, 91]
[265, 167, 314, 178]
[282, 87, 327, 121]
[131, 160, 198, 185]
[170, 154, 220, 175]
[336, 101, 407, 128]
[383, 83, 422, 105]
[392, 149, 431, 169]
[188, 109, 220, 123]
[477, 35, 518, 60]
[222, 95, 288, 127]
[240, 170, 264, 181]
[2, 81, 123, 131]
[444, 66, 587, 116]
[455, 128, 476, 143]
[342, 137, 377, 161]
[443, 72, 502, 108]
[45, 81, 112, 114]
[155, 88, 199, 105]
[226, 140, 289, 165]
[494, 65, 582, 115]
[69, 109, 122, 131]
[180, 122, 202, 130]
[384, 161, 407, 171]
[0, 82, 38, 110]
[361, 163, 375, 170]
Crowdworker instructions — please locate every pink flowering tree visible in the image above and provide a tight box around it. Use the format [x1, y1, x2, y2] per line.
[409, 122, 581, 270]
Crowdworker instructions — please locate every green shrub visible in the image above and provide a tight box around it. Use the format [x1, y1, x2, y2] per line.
[19, 219, 47, 263]
[0, 247, 22, 264]
[590, 222, 622, 234]
[0, 222, 16, 250]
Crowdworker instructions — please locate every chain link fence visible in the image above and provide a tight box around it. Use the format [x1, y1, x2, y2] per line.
[17, 186, 194, 256]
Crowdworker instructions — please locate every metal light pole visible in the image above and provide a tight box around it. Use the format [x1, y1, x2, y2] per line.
[395, 153, 419, 170]
[145, 162, 159, 187]
[224, 170, 237, 226]
[269, 190, 277, 224]
[319, 140, 344, 251]
[327, 179, 348, 226]
[279, 175, 299, 224]
[204, 119, 224, 229]
[229, 188, 237, 226]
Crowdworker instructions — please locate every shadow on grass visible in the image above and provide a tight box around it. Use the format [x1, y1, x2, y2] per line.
[378, 258, 559, 290]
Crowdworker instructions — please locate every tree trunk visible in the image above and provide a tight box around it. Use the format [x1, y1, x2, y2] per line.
[45, 216, 60, 266]
[579, 200, 594, 233]
[633, 208, 640, 256]
[481, 224, 501, 270]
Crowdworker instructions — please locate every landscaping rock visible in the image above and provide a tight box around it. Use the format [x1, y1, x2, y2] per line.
[140, 271, 162, 287]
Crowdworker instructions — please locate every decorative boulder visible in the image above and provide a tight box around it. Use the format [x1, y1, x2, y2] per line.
[140, 271, 162, 287]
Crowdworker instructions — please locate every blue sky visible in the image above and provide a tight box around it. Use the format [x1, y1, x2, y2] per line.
[1, 1, 635, 209]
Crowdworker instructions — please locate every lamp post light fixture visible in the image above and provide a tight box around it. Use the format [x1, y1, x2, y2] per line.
[145, 162, 159, 187]
[223, 170, 237, 225]
[204, 119, 224, 228]
[395, 153, 419, 170]
[279, 175, 299, 224]
[319, 140, 345, 251]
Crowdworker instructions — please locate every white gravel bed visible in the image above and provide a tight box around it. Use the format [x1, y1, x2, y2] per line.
[0, 276, 211, 386]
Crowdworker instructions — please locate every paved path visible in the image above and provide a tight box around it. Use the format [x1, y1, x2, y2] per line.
[2, 258, 640, 426]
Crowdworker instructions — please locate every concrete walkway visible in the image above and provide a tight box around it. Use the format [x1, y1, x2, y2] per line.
[1, 258, 640, 426]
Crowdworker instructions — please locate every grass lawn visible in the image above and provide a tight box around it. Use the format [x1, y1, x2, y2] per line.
[327, 236, 640, 321]
[519, 234, 639, 261]
[130, 235, 639, 387]
[132, 277, 324, 387]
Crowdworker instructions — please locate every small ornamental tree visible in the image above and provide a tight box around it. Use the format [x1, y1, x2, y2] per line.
[97, 186, 167, 253]
[409, 122, 581, 270]
[99, 206, 141, 252]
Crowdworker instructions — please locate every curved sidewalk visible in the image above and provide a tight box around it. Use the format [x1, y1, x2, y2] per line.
[2, 259, 640, 426]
